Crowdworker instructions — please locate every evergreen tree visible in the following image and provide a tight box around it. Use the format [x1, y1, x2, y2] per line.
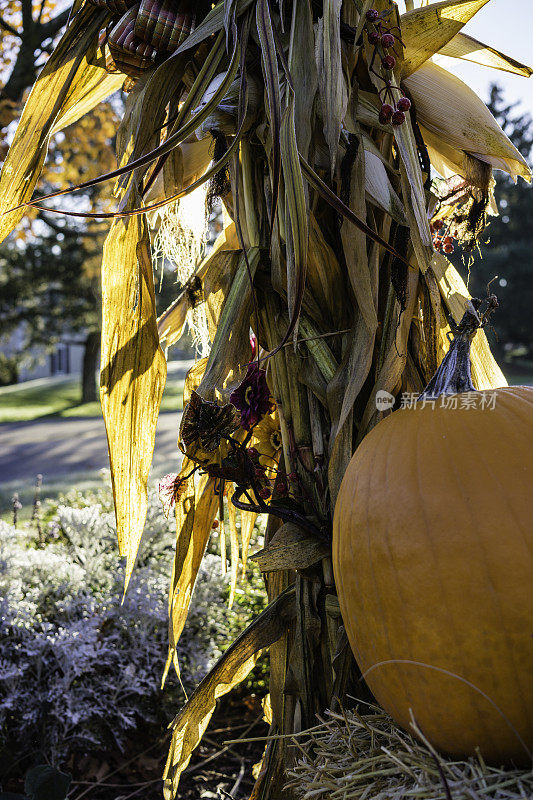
[465, 84, 533, 356]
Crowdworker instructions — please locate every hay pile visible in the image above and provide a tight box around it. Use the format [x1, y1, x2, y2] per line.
[285, 705, 533, 800]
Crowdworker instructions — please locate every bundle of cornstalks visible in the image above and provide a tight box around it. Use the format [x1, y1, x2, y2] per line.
[0, 0, 530, 797]
[286, 705, 533, 800]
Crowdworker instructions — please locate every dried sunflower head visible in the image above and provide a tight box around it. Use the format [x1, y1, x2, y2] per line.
[179, 390, 240, 466]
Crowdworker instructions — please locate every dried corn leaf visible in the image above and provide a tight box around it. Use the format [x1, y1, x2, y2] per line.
[315, 0, 347, 176]
[197, 247, 260, 401]
[50, 48, 124, 135]
[400, 0, 489, 78]
[165, 471, 218, 681]
[281, 91, 309, 341]
[365, 150, 407, 226]
[0, 5, 106, 241]
[288, 0, 318, 159]
[251, 523, 329, 571]
[183, 358, 208, 405]
[100, 197, 166, 590]
[358, 263, 420, 439]
[439, 32, 533, 76]
[256, 0, 281, 229]
[340, 144, 378, 331]
[430, 252, 507, 389]
[393, 117, 434, 254]
[162, 458, 196, 687]
[171, 0, 254, 56]
[404, 61, 531, 183]
[163, 586, 297, 798]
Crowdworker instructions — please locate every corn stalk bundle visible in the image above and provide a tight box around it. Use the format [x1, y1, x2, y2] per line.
[0, 0, 530, 797]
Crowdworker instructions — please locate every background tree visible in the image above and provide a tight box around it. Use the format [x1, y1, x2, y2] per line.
[0, 2, 122, 400]
[0, 0, 70, 134]
[465, 84, 533, 358]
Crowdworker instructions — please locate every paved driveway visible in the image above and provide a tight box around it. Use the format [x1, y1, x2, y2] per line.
[0, 410, 182, 484]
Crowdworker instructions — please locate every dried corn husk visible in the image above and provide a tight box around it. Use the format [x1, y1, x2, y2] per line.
[404, 61, 531, 182]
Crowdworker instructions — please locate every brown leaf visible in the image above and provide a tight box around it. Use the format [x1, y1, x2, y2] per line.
[251, 523, 330, 572]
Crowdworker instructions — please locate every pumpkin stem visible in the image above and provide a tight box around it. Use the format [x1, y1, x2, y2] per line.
[419, 307, 484, 400]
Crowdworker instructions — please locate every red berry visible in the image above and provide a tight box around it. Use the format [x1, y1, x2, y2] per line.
[259, 487, 271, 500]
[246, 447, 258, 459]
[288, 472, 298, 482]
[212, 519, 219, 529]
[254, 467, 265, 478]
[379, 103, 393, 124]
[443, 243, 454, 254]
[276, 481, 288, 495]
[366, 9, 379, 21]
[368, 30, 380, 45]
[381, 33, 395, 48]
[397, 96, 411, 112]
[433, 218, 444, 230]
[392, 110, 405, 125]
[381, 54, 396, 70]
[443, 235, 453, 245]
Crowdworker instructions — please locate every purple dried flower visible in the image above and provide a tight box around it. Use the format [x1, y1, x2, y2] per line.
[230, 363, 272, 430]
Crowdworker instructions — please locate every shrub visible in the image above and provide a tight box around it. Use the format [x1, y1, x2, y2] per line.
[0, 489, 265, 770]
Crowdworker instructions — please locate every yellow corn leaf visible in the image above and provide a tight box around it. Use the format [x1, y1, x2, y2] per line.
[50, 48, 124, 135]
[400, 0, 489, 77]
[183, 358, 208, 406]
[438, 32, 533, 76]
[404, 61, 531, 182]
[100, 199, 166, 590]
[164, 469, 218, 684]
[430, 252, 507, 389]
[163, 587, 296, 798]
[0, 5, 107, 241]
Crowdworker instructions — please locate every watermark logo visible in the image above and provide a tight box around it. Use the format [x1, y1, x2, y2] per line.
[375, 390, 395, 411]
[399, 391, 498, 410]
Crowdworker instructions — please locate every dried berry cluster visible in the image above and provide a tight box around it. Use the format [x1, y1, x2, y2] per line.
[430, 218, 455, 254]
[365, 7, 411, 127]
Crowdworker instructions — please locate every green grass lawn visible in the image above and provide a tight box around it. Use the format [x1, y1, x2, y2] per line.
[0, 374, 185, 423]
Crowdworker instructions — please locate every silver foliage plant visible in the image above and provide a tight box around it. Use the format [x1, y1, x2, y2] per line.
[0, 491, 264, 765]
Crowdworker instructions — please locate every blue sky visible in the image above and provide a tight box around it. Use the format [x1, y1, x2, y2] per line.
[397, 0, 533, 116]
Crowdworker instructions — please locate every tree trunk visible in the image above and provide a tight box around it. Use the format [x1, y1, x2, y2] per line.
[81, 330, 100, 404]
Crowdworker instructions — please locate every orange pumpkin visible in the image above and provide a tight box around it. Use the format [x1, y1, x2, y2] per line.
[333, 384, 533, 765]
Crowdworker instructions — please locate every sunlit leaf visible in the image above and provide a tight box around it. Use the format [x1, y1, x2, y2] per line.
[100, 196, 166, 590]
[0, 5, 107, 241]
[400, 0, 490, 77]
